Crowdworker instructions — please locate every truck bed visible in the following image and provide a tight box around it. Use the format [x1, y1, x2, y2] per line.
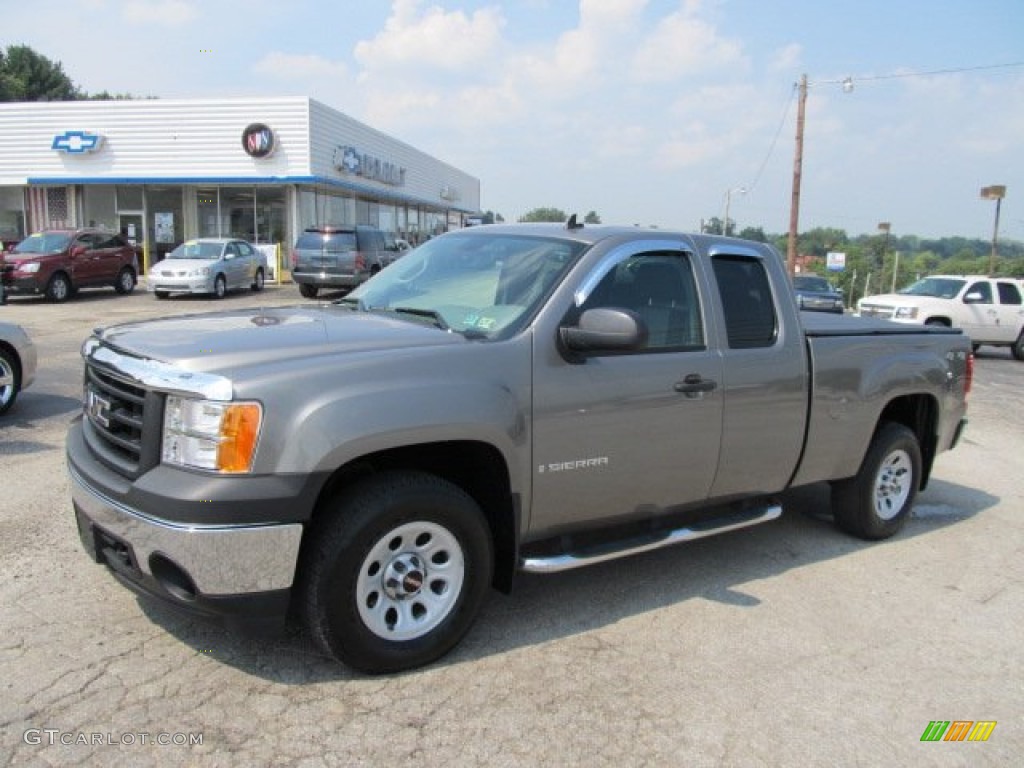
[800, 310, 964, 337]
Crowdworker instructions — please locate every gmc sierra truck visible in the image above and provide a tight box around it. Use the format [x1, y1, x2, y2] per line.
[67, 223, 971, 673]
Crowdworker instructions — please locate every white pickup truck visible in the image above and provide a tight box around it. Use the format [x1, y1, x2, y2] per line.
[858, 275, 1024, 359]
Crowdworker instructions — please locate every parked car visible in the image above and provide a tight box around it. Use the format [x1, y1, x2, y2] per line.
[291, 226, 387, 298]
[792, 274, 845, 313]
[0, 320, 37, 415]
[858, 275, 1024, 360]
[148, 238, 266, 299]
[1, 229, 139, 302]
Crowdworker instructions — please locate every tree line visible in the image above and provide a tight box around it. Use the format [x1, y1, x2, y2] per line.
[0, 44, 142, 101]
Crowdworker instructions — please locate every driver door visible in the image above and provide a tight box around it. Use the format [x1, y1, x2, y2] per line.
[529, 242, 723, 539]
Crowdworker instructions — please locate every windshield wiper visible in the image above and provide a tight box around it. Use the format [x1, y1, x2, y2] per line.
[390, 306, 450, 331]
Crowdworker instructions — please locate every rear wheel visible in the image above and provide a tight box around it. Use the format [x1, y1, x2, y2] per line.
[300, 471, 493, 674]
[154, 290, 169, 300]
[251, 268, 265, 292]
[114, 267, 136, 294]
[299, 283, 319, 299]
[0, 347, 21, 415]
[46, 272, 71, 302]
[1013, 330, 1024, 361]
[832, 422, 921, 540]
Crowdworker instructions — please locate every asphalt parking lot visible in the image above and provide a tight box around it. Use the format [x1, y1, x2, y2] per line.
[1, 284, 1021, 766]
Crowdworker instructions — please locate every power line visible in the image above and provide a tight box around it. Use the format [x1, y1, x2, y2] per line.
[848, 60, 1024, 84]
[746, 83, 797, 195]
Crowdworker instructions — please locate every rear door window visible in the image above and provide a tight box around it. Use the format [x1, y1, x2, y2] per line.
[712, 255, 778, 349]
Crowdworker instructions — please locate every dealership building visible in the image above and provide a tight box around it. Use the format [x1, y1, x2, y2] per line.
[0, 97, 480, 270]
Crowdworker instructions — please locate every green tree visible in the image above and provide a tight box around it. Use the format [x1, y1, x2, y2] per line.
[738, 226, 767, 243]
[584, 210, 601, 224]
[0, 45, 79, 101]
[519, 207, 568, 223]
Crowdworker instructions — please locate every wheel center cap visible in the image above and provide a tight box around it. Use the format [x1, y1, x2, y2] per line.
[383, 554, 426, 600]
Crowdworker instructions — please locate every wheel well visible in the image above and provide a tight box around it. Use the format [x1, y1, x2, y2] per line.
[924, 317, 951, 327]
[877, 394, 939, 488]
[309, 441, 518, 593]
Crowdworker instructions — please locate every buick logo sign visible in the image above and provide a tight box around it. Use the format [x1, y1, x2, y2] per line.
[242, 123, 275, 158]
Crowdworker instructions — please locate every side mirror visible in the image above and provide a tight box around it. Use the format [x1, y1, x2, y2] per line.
[963, 292, 985, 304]
[71, 245, 88, 257]
[560, 307, 648, 357]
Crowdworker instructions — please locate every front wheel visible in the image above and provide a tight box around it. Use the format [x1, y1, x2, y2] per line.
[213, 274, 227, 299]
[300, 471, 493, 674]
[46, 272, 72, 302]
[831, 422, 922, 540]
[1013, 329, 1024, 361]
[0, 347, 21, 415]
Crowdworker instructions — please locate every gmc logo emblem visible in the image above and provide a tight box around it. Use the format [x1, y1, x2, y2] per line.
[86, 389, 112, 428]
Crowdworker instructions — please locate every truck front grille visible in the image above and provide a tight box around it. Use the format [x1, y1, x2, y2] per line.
[858, 304, 895, 319]
[84, 363, 162, 478]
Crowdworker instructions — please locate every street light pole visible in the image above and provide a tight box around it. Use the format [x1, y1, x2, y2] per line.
[723, 187, 746, 236]
[980, 185, 1007, 275]
[786, 74, 808, 277]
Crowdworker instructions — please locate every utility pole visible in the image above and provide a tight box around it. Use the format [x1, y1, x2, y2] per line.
[980, 185, 1006, 275]
[786, 75, 808, 277]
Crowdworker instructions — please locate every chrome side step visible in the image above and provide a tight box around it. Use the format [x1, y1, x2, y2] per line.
[519, 504, 782, 574]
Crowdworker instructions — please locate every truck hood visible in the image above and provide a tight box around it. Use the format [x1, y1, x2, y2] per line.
[95, 305, 467, 372]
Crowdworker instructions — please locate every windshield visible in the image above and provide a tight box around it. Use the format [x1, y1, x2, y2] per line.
[168, 241, 224, 260]
[898, 277, 965, 299]
[345, 232, 586, 339]
[793, 276, 832, 292]
[13, 233, 72, 254]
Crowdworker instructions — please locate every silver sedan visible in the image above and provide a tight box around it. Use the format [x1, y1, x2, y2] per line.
[0, 320, 37, 415]
[147, 238, 266, 299]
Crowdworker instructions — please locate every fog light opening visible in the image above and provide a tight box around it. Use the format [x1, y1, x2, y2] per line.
[149, 553, 198, 602]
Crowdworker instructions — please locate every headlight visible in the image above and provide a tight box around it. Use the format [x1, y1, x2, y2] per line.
[186, 267, 211, 277]
[17, 262, 41, 273]
[894, 306, 919, 319]
[162, 396, 262, 472]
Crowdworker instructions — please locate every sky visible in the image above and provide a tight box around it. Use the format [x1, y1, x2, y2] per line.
[3, 0, 1023, 241]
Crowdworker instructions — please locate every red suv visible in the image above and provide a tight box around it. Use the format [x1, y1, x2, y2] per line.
[1, 228, 139, 302]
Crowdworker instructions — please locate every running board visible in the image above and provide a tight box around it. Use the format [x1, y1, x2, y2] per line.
[519, 504, 782, 574]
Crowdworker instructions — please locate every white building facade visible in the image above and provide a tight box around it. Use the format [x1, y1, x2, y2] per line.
[0, 97, 480, 268]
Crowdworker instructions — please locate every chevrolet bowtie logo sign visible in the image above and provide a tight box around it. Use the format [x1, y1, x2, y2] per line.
[51, 131, 104, 154]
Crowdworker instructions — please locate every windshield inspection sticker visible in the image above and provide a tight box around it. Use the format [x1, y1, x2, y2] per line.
[538, 457, 609, 473]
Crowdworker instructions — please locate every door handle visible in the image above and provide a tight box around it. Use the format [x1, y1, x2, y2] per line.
[674, 374, 717, 394]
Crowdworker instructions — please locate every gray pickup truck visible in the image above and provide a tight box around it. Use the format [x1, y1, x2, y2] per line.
[67, 223, 971, 673]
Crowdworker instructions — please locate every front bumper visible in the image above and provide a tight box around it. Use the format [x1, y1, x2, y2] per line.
[2, 275, 45, 295]
[147, 276, 214, 295]
[68, 433, 304, 630]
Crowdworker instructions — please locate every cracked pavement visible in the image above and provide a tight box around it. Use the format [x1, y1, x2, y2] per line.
[1, 286, 1021, 766]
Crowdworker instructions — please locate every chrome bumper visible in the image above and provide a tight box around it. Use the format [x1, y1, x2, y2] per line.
[69, 462, 303, 596]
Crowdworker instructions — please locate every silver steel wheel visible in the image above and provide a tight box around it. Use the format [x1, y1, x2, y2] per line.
[0, 352, 16, 410]
[356, 520, 465, 641]
[873, 448, 913, 520]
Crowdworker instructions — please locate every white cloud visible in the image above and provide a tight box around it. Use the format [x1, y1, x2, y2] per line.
[631, 4, 745, 82]
[770, 43, 802, 73]
[121, 0, 198, 26]
[354, 0, 506, 73]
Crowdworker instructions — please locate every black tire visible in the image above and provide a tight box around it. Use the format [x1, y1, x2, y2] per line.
[251, 268, 265, 292]
[114, 267, 136, 294]
[154, 290, 169, 300]
[0, 347, 21, 415]
[299, 283, 319, 299]
[300, 471, 493, 674]
[46, 272, 72, 303]
[213, 274, 227, 299]
[831, 422, 922, 540]
[1013, 330, 1024, 362]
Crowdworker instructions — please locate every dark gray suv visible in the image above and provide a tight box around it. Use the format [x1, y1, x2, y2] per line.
[291, 226, 387, 299]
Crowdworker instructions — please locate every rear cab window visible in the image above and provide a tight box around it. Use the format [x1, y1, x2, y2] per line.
[712, 255, 778, 349]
